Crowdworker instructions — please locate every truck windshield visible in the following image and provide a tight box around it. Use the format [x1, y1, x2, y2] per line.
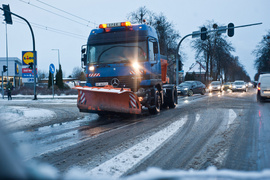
[87, 41, 147, 64]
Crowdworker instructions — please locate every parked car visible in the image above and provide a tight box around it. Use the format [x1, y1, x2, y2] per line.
[232, 81, 247, 92]
[257, 73, 270, 102]
[209, 81, 223, 92]
[177, 81, 206, 96]
[223, 82, 232, 91]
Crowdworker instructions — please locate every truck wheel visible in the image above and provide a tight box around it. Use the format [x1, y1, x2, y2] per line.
[148, 90, 161, 114]
[168, 88, 177, 108]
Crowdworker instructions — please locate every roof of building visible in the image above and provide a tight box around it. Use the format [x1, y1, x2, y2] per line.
[0, 57, 22, 65]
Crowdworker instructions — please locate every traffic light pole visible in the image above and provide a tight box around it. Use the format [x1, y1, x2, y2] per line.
[5, 23, 8, 79]
[175, 32, 200, 86]
[1, 7, 37, 100]
[175, 22, 262, 86]
[1, 71, 4, 99]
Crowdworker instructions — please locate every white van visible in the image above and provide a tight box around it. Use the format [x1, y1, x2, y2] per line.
[257, 73, 270, 102]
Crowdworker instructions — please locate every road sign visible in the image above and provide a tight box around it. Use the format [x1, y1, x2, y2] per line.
[49, 63, 55, 74]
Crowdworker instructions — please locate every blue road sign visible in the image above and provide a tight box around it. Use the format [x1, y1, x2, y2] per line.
[49, 63, 55, 74]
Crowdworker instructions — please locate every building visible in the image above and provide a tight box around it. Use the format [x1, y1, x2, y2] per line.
[186, 61, 206, 83]
[0, 57, 22, 88]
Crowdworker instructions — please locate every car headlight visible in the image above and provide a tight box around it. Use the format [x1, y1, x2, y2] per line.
[242, 85, 245, 88]
[217, 86, 221, 89]
[233, 85, 236, 88]
[184, 88, 188, 90]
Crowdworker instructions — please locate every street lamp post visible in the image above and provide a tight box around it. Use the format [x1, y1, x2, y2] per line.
[52, 49, 60, 69]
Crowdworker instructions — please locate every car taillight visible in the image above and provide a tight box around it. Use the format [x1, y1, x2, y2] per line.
[257, 82, 261, 90]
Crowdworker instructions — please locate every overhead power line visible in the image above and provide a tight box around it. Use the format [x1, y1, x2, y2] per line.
[18, 0, 96, 28]
[35, 0, 97, 26]
[8, 17, 88, 40]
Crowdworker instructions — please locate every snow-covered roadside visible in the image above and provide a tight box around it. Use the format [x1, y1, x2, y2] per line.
[0, 94, 78, 131]
[0, 105, 56, 131]
[6, 94, 78, 99]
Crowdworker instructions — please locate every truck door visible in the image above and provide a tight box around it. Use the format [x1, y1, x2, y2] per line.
[148, 37, 161, 79]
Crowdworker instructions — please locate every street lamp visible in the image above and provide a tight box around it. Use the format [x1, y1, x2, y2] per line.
[52, 49, 60, 69]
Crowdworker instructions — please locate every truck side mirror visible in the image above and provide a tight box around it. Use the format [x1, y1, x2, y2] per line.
[81, 54, 87, 66]
[81, 48, 86, 54]
[153, 42, 158, 54]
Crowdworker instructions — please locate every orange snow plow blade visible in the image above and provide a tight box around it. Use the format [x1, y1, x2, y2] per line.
[73, 85, 141, 114]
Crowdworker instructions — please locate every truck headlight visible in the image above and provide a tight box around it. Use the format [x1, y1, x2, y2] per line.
[89, 65, 95, 71]
[132, 62, 140, 70]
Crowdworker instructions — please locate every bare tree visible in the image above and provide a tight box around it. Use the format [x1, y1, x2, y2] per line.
[71, 66, 86, 81]
[127, 7, 181, 82]
[127, 6, 154, 25]
[38, 70, 48, 81]
[192, 21, 237, 82]
[253, 30, 270, 76]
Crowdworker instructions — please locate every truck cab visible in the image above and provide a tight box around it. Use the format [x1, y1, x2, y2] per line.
[82, 22, 162, 92]
[78, 21, 177, 115]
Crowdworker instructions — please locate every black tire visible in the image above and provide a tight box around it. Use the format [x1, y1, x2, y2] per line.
[201, 88, 206, 95]
[257, 92, 264, 102]
[148, 90, 161, 114]
[168, 87, 177, 108]
[188, 90, 193, 96]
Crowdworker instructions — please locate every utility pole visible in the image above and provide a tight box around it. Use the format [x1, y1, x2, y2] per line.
[52, 49, 60, 69]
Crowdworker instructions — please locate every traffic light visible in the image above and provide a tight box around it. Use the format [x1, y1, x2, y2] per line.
[28, 62, 34, 70]
[201, 27, 207, 40]
[2, 4, 13, 25]
[227, 23, 234, 37]
[3, 65, 8, 72]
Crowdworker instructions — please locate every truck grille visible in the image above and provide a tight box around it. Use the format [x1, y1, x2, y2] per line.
[88, 75, 146, 91]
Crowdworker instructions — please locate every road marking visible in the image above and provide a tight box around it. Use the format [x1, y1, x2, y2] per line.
[86, 116, 188, 178]
[196, 114, 200, 122]
[227, 109, 237, 129]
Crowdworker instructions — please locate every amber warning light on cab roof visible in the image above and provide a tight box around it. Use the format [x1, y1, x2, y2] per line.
[99, 21, 131, 29]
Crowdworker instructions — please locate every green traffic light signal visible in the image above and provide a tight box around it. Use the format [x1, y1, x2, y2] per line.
[28, 62, 34, 70]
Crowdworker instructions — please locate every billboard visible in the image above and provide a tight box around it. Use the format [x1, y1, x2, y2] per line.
[22, 51, 37, 83]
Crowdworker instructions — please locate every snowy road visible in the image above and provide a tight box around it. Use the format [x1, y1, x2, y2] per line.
[1, 88, 270, 179]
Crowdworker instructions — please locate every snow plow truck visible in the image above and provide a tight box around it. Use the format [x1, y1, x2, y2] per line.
[74, 21, 178, 115]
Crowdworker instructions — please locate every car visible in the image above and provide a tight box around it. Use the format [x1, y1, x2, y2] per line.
[232, 81, 247, 92]
[223, 82, 232, 91]
[177, 81, 206, 96]
[257, 73, 270, 102]
[209, 81, 223, 92]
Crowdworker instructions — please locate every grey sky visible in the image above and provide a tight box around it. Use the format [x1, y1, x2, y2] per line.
[0, 0, 269, 79]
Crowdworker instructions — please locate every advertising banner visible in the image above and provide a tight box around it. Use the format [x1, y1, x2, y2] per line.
[22, 51, 37, 83]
